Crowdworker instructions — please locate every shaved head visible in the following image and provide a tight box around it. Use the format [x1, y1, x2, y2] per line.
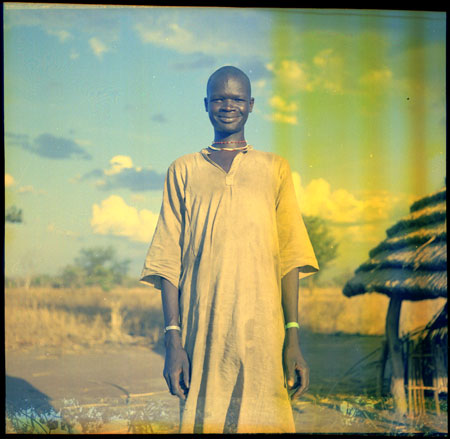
[204, 66, 254, 138]
[206, 66, 252, 98]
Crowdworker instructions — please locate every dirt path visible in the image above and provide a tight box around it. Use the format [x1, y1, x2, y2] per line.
[6, 344, 178, 433]
[5, 342, 448, 434]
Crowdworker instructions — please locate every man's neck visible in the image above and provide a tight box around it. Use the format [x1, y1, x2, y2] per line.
[213, 131, 245, 143]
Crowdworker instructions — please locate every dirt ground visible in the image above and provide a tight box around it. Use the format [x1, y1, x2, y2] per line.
[5, 337, 448, 435]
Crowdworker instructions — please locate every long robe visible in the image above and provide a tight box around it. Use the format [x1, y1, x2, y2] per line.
[141, 146, 319, 433]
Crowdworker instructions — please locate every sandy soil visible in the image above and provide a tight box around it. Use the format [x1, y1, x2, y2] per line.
[5, 340, 448, 435]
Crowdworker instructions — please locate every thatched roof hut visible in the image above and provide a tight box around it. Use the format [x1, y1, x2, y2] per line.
[343, 186, 447, 415]
[343, 186, 446, 301]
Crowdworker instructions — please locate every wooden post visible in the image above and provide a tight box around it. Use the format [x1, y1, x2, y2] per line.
[432, 344, 441, 416]
[386, 296, 407, 416]
[110, 301, 123, 341]
[377, 339, 389, 397]
[407, 340, 413, 417]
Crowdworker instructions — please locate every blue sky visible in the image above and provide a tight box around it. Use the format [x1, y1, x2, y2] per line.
[4, 5, 446, 281]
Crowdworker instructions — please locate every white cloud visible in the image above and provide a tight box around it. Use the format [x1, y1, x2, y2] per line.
[264, 95, 299, 125]
[74, 138, 92, 147]
[253, 79, 267, 90]
[104, 155, 134, 176]
[135, 20, 229, 55]
[17, 185, 45, 195]
[89, 37, 109, 58]
[313, 48, 335, 67]
[266, 60, 315, 92]
[269, 95, 298, 113]
[18, 185, 34, 193]
[292, 172, 410, 245]
[5, 175, 46, 195]
[91, 195, 159, 243]
[47, 223, 79, 238]
[81, 155, 164, 191]
[360, 68, 393, 86]
[5, 173, 15, 187]
[268, 51, 347, 95]
[264, 112, 298, 125]
[131, 194, 146, 203]
[47, 28, 72, 42]
[5, 5, 121, 46]
[336, 223, 384, 244]
[292, 172, 403, 224]
[313, 49, 345, 94]
[133, 9, 273, 57]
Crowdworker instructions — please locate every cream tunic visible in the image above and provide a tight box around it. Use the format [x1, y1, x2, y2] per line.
[141, 147, 318, 433]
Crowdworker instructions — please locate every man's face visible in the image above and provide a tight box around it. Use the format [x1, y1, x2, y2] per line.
[204, 74, 254, 137]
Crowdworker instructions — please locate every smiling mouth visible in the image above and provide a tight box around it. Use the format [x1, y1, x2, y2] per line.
[218, 116, 238, 122]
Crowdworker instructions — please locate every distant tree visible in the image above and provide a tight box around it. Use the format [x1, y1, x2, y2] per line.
[61, 246, 130, 291]
[30, 273, 55, 288]
[302, 215, 339, 290]
[5, 205, 22, 223]
[60, 264, 85, 289]
[5, 277, 19, 288]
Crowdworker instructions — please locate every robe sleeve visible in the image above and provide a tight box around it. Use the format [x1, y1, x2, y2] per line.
[140, 163, 185, 290]
[276, 158, 319, 280]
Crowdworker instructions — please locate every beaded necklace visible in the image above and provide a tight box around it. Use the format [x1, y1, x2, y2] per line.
[212, 140, 247, 144]
[208, 144, 249, 152]
[209, 140, 249, 152]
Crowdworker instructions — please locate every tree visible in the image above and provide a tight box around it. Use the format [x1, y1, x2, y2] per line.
[61, 246, 130, 291]
[5, 205, 22, 223]
[60, 265, 85, 289]
[302, 215, 339, 290]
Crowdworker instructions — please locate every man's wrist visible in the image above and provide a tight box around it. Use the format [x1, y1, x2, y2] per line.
[285, 327, 300, 343]
[164, 329, 183, 348]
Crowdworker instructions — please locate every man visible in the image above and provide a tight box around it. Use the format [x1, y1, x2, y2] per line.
[141, 66, 318, 433]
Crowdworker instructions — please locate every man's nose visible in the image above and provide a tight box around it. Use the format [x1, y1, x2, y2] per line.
[221, 99, 235, 110]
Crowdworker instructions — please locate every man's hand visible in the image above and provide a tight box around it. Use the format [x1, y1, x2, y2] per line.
[283, 330, 309, 400]
[163, 331, 190, 400]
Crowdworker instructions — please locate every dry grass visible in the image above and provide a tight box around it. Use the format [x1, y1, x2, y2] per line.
[6, 305, 110, 350]
[300, 287, 446, 336]
[5, 286, 164, 352]
[5, 286, 446, 352]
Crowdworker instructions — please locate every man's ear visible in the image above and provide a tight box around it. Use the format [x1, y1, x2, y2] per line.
[204, 97, 209, 112]
[249, 97, 255, 113]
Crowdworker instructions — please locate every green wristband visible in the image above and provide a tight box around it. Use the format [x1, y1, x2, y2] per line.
[285, 322, 300, 330]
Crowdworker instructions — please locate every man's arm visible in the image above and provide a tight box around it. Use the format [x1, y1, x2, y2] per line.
[281, 267, 310, 399]
[161, 278, 190, 400]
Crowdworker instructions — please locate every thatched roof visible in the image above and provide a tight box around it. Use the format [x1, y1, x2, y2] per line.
[343, 187, 447, 301]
